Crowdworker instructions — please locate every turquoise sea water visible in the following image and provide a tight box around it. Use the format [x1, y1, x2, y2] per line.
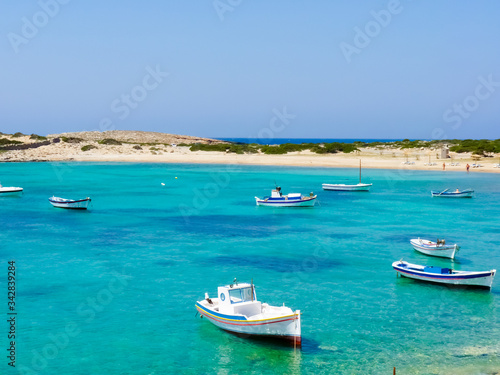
[1, 162, 499, 375]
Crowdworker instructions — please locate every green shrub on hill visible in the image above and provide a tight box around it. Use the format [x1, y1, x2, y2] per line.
[81, 145, 97, 152]
[0, 138, 23, 146]
[30, 134, 47, 140]
[61, 137, 83, 143]
[12, 132, 25, 138]
[98, 138, 122, 145]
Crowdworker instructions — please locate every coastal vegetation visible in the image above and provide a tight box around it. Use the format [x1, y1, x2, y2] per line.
[98, 138, 122, 145]
[81, 145, 97, 152]
[189, 143, 257, 154]
[61, 137, 83, 143]
[30, 134, 47, 141]
[188, 142, 360, 155]
[449, 139, 500, 156]
[0, 138, 23, 146]
[185, 139, 500, 156]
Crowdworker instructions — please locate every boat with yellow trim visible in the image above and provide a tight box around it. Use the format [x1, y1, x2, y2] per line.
[196, 279, 301, 346]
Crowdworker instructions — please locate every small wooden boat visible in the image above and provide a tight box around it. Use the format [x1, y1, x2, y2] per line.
[49, 196, 91, 209]
[0, 183, 23, 195]
[255, 187, 316, 207]
[196, 280, 301, 346]
[410, 238, 459, 259]
[393, 260, 496, 289]
[431, 189, 474, 198]
[322, 160, 372, 191]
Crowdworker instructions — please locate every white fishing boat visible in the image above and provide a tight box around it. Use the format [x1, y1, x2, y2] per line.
[49, 196, 91, 209]
[255, 187, 316, 207]
[410, 238, 459, 259]
[0, 183, 23, 195]
[431, 189, 474, 198]
[196, 280, 301, 346]
[322, 183, 372, 191]
[393, 260, 496, 289]
[322, 160, 372, 191]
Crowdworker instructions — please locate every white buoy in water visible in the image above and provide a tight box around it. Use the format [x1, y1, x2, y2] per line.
[161, 183, 165, 186]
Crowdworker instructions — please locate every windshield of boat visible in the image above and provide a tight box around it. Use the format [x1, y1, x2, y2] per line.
[228, 287, 254, 303]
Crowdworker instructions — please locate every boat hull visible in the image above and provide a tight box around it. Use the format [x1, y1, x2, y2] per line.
[0, 187, 23, 195]
[195, 302, 301, 345]
[431, 190, 474, 198]
[410, 239, 457, 259]
[393, 261, 496, 288]
[49, 197, 91, 209]
[322, 183, 372, 191]
[255, 196, 316, 207]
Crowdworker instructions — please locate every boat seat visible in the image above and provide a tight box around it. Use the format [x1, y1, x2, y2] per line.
[233, 301, 262, 317]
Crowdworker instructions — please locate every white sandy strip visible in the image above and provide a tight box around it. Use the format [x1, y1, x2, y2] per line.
[1, 143, 498, 173]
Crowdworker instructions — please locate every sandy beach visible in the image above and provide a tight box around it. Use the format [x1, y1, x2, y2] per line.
[1, 131, 499, 173]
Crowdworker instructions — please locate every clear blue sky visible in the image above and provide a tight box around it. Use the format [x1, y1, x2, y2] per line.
[1, 1, 499, 139]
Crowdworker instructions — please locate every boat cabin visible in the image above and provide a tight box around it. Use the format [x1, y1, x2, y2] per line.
[270, 190, 301, 199]
[271, 189, 282, 198]
[217, 283, 261, 316]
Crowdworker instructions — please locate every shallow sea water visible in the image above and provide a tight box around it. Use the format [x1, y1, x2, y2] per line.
[1, 162, 499, 374]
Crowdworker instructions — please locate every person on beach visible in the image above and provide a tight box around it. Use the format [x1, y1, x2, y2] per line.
[466, 164, 470, 172]
[443, 163, 445, 171]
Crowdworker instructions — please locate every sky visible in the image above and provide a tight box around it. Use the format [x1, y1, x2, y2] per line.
[1, 1, 499, 140]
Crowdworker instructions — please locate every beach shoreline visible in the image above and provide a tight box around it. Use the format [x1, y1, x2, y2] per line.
[2, 151, 500, 174]
[1, 131, 499, 173]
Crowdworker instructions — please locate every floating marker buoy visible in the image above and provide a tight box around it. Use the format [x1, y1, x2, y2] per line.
[175, 177, 178, 179]
[161, 183, 165, 186]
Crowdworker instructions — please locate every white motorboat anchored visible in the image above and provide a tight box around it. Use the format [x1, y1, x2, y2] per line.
[0, 183, 23, 195]
[322, 182, 372, 191]
[410, 238, 459, 259]
[196, 279, 301, 346]
[255, 186, 316, 207]
[393, 260, 496, 289]
[49, 196, 91, 210]
[322, 160, 372, 191]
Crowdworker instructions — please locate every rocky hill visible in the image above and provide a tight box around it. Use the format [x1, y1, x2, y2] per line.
[47, 130, 224, 145]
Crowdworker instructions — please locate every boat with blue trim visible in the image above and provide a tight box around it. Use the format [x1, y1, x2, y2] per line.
[49, 196, 91, 209]
[410, 238, 459, 259]
[255, 186, 316, 207]
[393, 260, 496, 288]
[196, 279, 301, 346]
[431, 188, 474, 198]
